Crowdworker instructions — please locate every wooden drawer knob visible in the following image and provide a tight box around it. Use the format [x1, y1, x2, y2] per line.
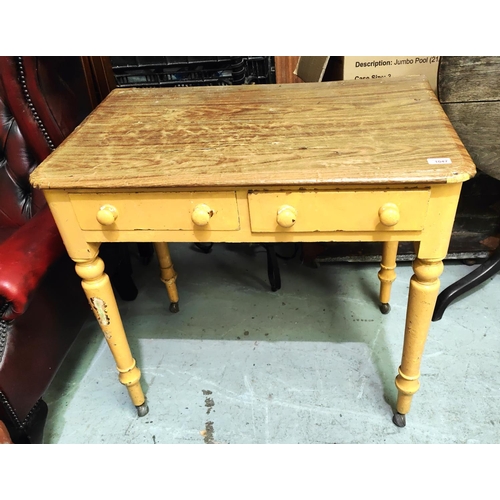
[277, 205, 297, 228]
[192, 204, 213, 226]
[379, 203, 400, 227]
[96, 204, 119, 226]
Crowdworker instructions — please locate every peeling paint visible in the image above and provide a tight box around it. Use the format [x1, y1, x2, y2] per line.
[90, 297, 110, 326]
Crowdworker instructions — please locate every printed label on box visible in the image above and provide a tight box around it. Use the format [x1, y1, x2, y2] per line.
[343, 56, 440, 93]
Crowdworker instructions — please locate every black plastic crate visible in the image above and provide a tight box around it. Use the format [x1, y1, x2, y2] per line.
[111, 56, 234, 69]
[110, 56, 275, 88]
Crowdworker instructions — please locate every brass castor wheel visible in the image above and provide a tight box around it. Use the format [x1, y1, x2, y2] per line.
[169, 302, 179, 313]
[392, 412, 406, 427]
[379, 303, 391, 314]
[136, 401, 149, 417]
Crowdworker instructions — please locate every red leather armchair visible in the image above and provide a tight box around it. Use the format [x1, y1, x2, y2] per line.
[0, 56, 136, 443]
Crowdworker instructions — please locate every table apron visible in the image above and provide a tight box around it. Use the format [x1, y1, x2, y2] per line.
[44, 183, 462, 262]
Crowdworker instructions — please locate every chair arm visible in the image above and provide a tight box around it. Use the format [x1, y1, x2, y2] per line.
[0, 207, 64, 321]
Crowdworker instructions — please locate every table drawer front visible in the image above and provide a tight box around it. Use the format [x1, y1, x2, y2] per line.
[248, 189, 431, 232]
[70, 192, 240, 231]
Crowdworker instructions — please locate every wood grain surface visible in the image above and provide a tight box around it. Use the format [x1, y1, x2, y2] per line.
[31, 75, 476, 190]
[438, 56, 500, 103]
[442, 102, 500, 180]
[438, 56, 500, 181]
[274, 56, 303, 84]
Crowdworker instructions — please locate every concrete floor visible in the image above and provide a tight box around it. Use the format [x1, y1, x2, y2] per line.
[43, 242, 500, 444]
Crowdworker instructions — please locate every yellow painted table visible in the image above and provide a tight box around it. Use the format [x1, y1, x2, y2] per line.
[31, 76, 476, 427]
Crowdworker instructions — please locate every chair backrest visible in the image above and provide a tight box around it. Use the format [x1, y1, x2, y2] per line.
[0, 57, 94, 228]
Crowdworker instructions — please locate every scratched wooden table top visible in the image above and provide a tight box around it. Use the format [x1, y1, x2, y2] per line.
[30, 75, 476, 190]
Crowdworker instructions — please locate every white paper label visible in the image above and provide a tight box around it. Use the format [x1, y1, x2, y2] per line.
[427, 158, 452, 165]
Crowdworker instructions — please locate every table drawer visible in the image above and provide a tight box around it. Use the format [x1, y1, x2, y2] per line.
[69, 192, 240, 231]
[248, 189, 430, 232]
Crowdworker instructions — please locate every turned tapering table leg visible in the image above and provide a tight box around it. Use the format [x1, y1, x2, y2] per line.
[378, 241, 398, 314]
[153, 242, 179, 313]
[75, 256, 148, 417]
[393, 257, 443, 427]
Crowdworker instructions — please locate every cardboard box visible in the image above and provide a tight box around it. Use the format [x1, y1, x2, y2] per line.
[295, 56, 440, 94]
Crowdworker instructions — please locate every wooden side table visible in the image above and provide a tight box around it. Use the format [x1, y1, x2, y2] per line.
[31, 76, 475, 428]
